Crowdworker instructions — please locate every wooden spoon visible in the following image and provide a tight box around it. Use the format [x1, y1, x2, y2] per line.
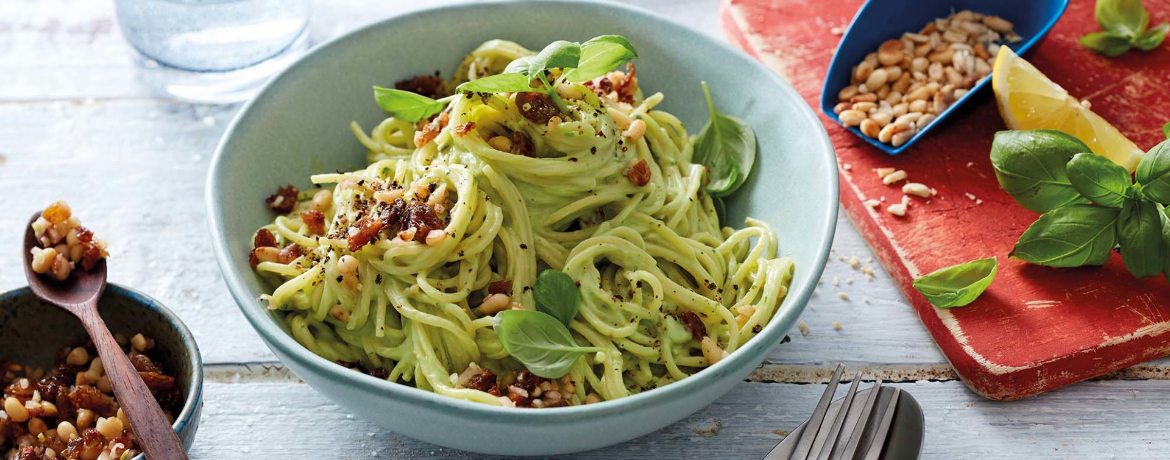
[22, 212, 189, 460]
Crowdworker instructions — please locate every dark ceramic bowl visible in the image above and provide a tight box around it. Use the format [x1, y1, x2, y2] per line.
[0, 284, 204, 458]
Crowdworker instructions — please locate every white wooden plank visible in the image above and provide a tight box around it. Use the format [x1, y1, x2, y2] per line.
[191, 376, 1170, 459]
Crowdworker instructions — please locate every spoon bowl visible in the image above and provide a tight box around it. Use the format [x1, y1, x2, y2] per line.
[21, 211, 190, 460]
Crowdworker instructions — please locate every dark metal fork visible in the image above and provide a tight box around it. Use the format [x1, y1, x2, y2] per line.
[765, 365, 901, 460]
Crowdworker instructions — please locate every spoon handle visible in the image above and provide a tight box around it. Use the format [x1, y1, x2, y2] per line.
[78, 305, 190, 460]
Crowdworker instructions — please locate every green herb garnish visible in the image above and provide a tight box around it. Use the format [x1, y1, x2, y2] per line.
[494, 310, 603, 379]
[994, 130, 1170, 280]
[911, 257, 998, 308]
[533, 269, 580, 326]
[694, 81, 757, 197]
[371, 87, 454, 123]
[1080, 0, 1167, 56]
[562, 35, 638, 82]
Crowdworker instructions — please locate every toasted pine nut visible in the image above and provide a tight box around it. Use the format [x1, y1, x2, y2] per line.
[839, 110, 866, 127]
[700, 337, 728, 365]
[887, 202, 908, 217]
[130, 333, 151, 352]
[909, 100, 928, 113]
[310, 189, 333, 212]
[95, 416, 123, 440]
[854, 61, 875, 82]
[29, 247, 56, 274]
[58, 421, 79, 441]
[624, 119, 647, 143]
[4, 397, 28, 422]
[76, 409, 95, 429]
[878, 124, 896, 143]
[66, 347, 89, 366]
[851, 101, 876, 112]
[479, 293, 511, 315]
[877, 40, 904, 66]
[373, 189, 404, 204]
[891, 130, 915, 147]
[425, 229, 448, 246]
[488, 136, 513, 152]
[253, 246, 280, 264]
[330, 304, 351, 322]
[337, 255, 358, 276]
[870, 111, 893, 127]
[903, 183, 932, 197]
[865, 68, 888, 90]
[838, 85, 859, 102]
[882, 170, 908, 185]
[610, 109, 631, 130]
[982, 15, 1014, 33]
[833, 102, 851, 114]
[859, 119, 881, 138]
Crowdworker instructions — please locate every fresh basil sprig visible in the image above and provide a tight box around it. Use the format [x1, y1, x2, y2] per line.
[372, 87, 454, 122]
[494, 310, 603, 379]
[911, 257, 998, 308]
[694, 81, 757, 197]
[503, 40, 582, 80]
[1080, 0, 1167, 56]
[990, 130, 1089, 213]
[1010, 204, 1119, 267]
[562, 35, 638, 82]
[533, 269, 580, 326]
[995, 130, 1170, 280]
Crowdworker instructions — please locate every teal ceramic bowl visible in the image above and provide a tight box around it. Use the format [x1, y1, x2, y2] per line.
[0, 284, 204, 458]
[207, 1, 837, 455]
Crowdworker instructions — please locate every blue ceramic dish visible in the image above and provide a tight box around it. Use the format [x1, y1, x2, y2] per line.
[207, 1, 837, 455]
[821, 0, 1069, 154]
[0, 284, 204, 458]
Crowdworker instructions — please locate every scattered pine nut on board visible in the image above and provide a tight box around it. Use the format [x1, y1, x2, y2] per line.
[722, 0, 1170, 400]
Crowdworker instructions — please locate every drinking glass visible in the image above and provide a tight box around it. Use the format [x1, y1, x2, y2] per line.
[115, 0, 311, 104]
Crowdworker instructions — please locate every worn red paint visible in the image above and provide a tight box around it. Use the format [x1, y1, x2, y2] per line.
[722, 0, 1170, 400]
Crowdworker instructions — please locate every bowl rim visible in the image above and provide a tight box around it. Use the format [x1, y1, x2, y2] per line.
[206, 0, 838, 422]
[0, 283, 204, 438]
[817, 0, 1071, 155]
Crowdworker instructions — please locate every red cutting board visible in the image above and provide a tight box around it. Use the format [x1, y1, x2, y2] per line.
[721, 0, 1170, 400]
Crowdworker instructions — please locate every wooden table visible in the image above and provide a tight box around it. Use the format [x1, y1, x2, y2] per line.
[1, 0, 1165, 458]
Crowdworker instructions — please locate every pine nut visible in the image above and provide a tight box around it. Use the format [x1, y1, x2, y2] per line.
[903, 183, 932, 197]
[95, 416, 123, 440]
[4, 397, 28, 422]
[488, 136, 513, 152]
[906, 87, 930, 102]
[892, 103, 909, 118]
[65, 347, 90, 366]
[373, 189, 404, 204]
[701, 337, 728, 365]
[933, 92, 948, 113]
[865, 68, 888, 89]
[884, 90, 903, 105]
[833, 102, 851, 114]
[29, 247, 56, 274]
[40, 401, 58, 418]
[76, 409, 95, 429]
[860, 119, 881, 138]
[891, 129, 916, 147]
[870, 111, 893, 127]
[838, 85, 859, 102]
[50, 254, 71, 281]
[330, 304, 350, 322]
[875, 167, 896, 178]
[857, 83, 869, 94]
[883, 66, 902, 82]
[624, 119, 647, 143]
[425, 229, 448, 246]
[839, 110, 867, 127]
[854, 61, 875, 82]
[892, 73, 912, 93]
[887, 202, 908, 217]
[253, 246, 280, 264]
[28, 417, 47, 436]
[337, 255, 358, 276]
[878, 39, 904, 65]
[982, 15, 1014, 33]
[130, 333, 151, 352]
[479, 293, 511, 315]
[882, 170, 908, 184]
[309, 189, 333, 212]
[850, 93, 877, 103]
[875, 85, 890, 99]
[610, 108, 632, 129]
[909, 100, 928, 113]
[878, 123, 896, 143]
[58, 421, 79, 441]
[927, 62, 944, 81]
[851, 101, 876, 112]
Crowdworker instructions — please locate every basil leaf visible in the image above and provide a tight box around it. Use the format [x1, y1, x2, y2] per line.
[372, 87, 446, 122]
[1135, 22, 1169, 50]
[1079, 31, 1134, 56]
[1118, 198, 1166, 277]
[563, 35, 638, 83]
[455, 73, 535, 94]
[911, 257, 998, 308]
[694, 81, 757, 197]
[1067, 152, 1131, 208]
[990, 130, 1092, 213]
[1096, 0, 1149, 39]
[534, 269, 580, 326]
[1010, 204, 1119, 267]
[494, 310, 602, 379]
[1135, 140, 1170, 203]
[1158, 204, 1170, 282]
[505, 40, 581, 79]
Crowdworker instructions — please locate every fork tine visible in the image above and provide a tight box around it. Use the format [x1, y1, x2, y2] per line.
[790, 364, 845, 460]
[861, 387, 901, 460]
[811, 372, 862, 460]
[835, 380, 884, 460]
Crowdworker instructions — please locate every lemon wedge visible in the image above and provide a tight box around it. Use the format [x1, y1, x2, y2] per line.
[992, 46, 1142, 171]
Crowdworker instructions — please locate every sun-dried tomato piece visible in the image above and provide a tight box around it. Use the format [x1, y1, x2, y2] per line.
[61, 428, 104, 460]
[347, 215, 385, 252]
[583, 77, 613, 98]
[74, 226, 94, 244]
[80, 243, 104, 271]
[128, 354, 162, 373]
[516, 92, 559, 125]
[368, 368, 390, 380]
[507, 371, 548, 408]
[406, 201, 442, 243]
[301, 210, 326, 235]
[510, 131, 534, 157]
[265, 185, 299, 214]
[466, 368, 500, 396]
[15, 446, 37, 460]
[138, 371, 176, 393]
[676, 310, 706, 342]
[69, 385, 115, 414]
[614, 63, 638, 104]
[488, 280, 512, 295]
[278, 244, 303, 264]
[453, 122, 476, 137]
[253, 228, 277, 248]
[4, 379, 35, 400]
[626, 159, 651, 186]
[395, 74, 446, 99]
